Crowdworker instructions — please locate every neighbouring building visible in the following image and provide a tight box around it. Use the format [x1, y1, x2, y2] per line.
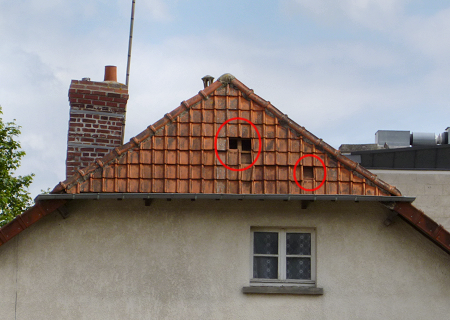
[1, 69, 450, 319]
[340, 129, 450, 229]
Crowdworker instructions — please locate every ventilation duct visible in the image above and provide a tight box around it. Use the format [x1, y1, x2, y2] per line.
[375, 129, 450, 148]
[410, 132, 436, 146]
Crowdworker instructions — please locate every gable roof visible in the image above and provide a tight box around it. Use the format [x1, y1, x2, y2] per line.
[51, 74, 401, 197]
[1, 74, 450, 255]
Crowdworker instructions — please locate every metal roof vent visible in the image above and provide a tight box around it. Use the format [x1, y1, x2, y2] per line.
[437, 131, 449, 144]
[410, 132, 437, 146]
[376, 129, 450, 147]
[375, 130, 410, 148]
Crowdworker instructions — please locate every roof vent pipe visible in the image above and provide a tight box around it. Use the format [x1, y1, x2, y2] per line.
[104, 65, 117, 82]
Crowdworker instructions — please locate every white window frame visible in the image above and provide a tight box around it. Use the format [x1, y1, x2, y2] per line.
[250, 227, 316, 287]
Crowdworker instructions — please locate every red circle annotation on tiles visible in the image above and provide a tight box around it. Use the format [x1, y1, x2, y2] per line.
[214, 117, 262, 172]
[293, 154, 327, 192]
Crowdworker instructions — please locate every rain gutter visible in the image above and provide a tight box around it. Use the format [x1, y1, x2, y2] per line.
[36, 193, 415, 202]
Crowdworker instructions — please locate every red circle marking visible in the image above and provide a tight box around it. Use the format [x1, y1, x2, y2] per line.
[293, 154, 327, 192]
[214, 117, 262, 172]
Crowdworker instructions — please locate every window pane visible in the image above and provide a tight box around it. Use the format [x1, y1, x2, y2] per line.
[286, 233, 311, 255]
[254, 232, 278, 254]
[286, 257, 311, 280]
[253, 257, 278, 279]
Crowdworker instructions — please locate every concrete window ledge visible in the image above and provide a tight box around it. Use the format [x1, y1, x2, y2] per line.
[242, 286, 323, 295]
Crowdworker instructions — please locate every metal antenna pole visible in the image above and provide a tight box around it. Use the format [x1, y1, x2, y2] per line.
[126, 0, 136, 86]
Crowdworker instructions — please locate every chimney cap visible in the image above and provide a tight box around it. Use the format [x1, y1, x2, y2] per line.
[104, 65, 117, 82]
[201, 75, 215, 88]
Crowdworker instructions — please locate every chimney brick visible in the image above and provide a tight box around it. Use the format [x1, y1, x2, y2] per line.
[66, 75, 128, 178]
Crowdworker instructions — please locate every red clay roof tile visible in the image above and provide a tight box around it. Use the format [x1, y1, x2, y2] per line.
[52, 74, 400, 197]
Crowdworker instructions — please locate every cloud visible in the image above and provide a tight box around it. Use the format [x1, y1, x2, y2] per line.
[139, 0, 173, 22]
[401, 8, 450, 61]
[282, 0, 410, 30]
[2, 0, 450, 199]
[122, 32, 422, 150]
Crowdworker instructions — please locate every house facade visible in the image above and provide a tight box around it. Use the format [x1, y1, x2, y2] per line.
[1, 69, 450, 319]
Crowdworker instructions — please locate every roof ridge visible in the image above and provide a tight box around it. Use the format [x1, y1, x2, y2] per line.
[217, 73, 236, 85]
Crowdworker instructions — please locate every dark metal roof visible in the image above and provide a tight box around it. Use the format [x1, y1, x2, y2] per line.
[346, 145, 450, 170]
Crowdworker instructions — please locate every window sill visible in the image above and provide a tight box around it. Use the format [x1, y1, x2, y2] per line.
[242, 286, 323, 295]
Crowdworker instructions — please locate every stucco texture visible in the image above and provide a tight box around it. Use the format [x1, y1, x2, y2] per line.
[1, 199, 450, 319]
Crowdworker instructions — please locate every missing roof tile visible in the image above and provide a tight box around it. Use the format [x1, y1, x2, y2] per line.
[228, 138, 252, 164]
[229, 138, 238, 149]
[303, 166, 314, 180]
[241, 139, 251, 151]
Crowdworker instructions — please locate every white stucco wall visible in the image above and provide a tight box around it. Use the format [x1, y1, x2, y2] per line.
[0, 236, 17, 320]
[1, 199, 450, 319]
[372, 170, 450, 229]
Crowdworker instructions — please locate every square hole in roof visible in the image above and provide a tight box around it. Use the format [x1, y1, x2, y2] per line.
[242, 139, 252, 151]
[303, 166, 314, 180]
[229, 138, 238, 149]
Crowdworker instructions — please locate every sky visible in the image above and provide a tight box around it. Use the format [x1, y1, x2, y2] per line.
[1, 0, 450, 198]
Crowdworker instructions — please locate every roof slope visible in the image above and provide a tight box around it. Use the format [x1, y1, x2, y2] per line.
[1, 74, 450, 256]
[52, 74, 400, 197]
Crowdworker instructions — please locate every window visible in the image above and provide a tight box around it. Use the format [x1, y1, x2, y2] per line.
[251, 228, 316, 286]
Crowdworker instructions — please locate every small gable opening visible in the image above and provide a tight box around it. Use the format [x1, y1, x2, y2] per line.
[229, 138, 239, 149]
[228, 138, 252, 164]
[241, 139, 252, 151]
[303, 166, 314, 180]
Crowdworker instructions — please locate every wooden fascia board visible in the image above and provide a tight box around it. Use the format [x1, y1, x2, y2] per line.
[394, 202, 450, 254]
[0, 199, 67, 247]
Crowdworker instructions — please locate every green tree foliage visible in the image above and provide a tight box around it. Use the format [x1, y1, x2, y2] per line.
[0, 106, 34, 226]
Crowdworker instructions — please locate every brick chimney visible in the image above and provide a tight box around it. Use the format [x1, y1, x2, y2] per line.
[66, 66, 128, 178]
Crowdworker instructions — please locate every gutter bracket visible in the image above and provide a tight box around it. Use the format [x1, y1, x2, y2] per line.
[381, 201, 396, 210]
[301, 200, 312, 209]
[57, 205, 70, 219]
[381, 201, 398, 226]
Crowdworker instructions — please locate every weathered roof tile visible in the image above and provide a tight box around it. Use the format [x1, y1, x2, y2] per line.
[54, 75, 400, 197]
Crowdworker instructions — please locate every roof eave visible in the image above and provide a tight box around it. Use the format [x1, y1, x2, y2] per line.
[393, 202, 450, 255]
[35, 193, 415, 202]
